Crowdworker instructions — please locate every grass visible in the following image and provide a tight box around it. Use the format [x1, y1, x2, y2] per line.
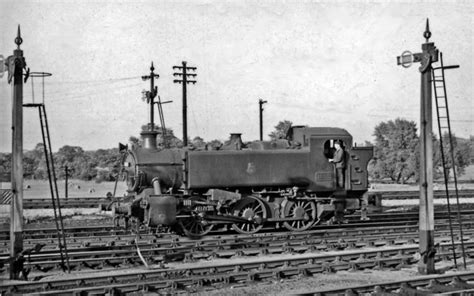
[21, 179, 127, 199]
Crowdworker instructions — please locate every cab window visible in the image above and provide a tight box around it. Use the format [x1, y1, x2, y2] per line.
[323, 139, 345, 159]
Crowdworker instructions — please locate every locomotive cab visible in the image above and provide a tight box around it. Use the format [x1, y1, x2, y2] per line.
[287, 126, 372, 193]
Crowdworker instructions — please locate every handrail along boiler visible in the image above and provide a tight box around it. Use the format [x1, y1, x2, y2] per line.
[114, 125, 373, 237]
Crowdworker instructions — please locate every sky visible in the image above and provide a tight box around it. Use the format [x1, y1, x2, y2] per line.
[0, 0, 472, 152]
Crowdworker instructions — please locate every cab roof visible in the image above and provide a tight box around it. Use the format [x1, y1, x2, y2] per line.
[288, 126, 352, 138]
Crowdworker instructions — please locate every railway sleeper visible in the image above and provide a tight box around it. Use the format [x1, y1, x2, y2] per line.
[321, 262, 335, 273]
[5, 241, 461, 276]
[4, 247, 473, 293]
[450, 276, 474, 290]
[0, 260, 429, 295]
[396, 282, 428, 295]
[33, 263, 55, 273]
[3, 224, 471, 251]
[297, 267, 311, 277]
[78, 261, 100, 270]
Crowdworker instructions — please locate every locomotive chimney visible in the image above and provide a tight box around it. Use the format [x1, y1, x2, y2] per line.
[229, 133, 244, 150]
[141, 130, 159, 150]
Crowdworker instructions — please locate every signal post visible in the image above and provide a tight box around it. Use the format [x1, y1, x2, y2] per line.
[141, 62, 159, 131]
[4, 26, 29, 279]
[258, 99, 267, 141]
[397, 19, 438, 274]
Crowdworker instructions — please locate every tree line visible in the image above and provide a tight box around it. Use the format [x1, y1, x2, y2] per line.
[369, 118, 472, 183]
[0, 143, 122, 182]
[0, 118, 472, 183]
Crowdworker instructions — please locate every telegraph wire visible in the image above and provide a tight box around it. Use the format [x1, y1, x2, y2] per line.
[46, 76, 141, 85]
[48, 82, 142, 102]
[23, 81, 142, 103]
[23, 76, 143, 101]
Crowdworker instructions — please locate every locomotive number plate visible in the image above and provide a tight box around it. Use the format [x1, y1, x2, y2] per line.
[194, 205, 214, 212]
[315, 172, 333, 182]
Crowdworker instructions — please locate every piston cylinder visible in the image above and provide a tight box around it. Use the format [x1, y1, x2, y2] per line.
[144, 195, 177, 226]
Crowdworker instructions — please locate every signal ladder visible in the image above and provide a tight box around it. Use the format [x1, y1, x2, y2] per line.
[24, 72, 70, 272]
[432, 52, 466, 269]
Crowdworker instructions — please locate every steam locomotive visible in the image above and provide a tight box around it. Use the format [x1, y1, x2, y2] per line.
[113, 124, 373, 237]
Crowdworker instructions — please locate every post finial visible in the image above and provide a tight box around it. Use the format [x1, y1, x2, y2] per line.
[15, 25, 23, 48]
[150, 62, 154, 72]
[423, 18, 431, 42]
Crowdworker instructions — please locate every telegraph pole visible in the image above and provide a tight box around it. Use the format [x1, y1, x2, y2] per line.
[397, 19, 439, 274]
[64, 165, 68, 199]
[6, 25, 29, 279]
[259, 99, 267, 141]
[173, 61, 197, 147]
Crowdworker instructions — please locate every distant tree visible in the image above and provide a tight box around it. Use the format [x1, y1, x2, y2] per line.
[369, 118, 419, 183]
[128, 136, 141, 148]
[470, 136, 474, 164]
[364, 140, 373, 147]
[207, 139, 223, 150]
[0, 143, 49, 179]
[456, 135, 472, 168]
[433, 132, 471, 179]
[31, 143, 48, 180]
[56, 146, 85, 163]
[369, 118, 471, 183]
[88, 148, 121, 181]
[192, 136, 205, 148]
[0, 153, 12, 175]
[269, 120, 293, 140]
[23, 152, 37, 179]
[54, 145, 92, 179]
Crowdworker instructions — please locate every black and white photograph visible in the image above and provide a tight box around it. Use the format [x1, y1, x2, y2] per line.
[0, 0, 473, 295]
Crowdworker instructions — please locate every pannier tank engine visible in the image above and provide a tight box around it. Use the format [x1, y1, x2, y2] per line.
[114, 125, 373, 237]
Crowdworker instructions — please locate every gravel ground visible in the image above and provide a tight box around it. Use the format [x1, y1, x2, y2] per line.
[0, 268, 420, 295]
[204, 262, 474, 296]
[203, 269, 419, 295]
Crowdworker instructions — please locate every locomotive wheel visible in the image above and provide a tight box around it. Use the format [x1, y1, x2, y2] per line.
[178, 197, 214, 238]
[282, 199, 316, 231]
[231, 196, 267, 234]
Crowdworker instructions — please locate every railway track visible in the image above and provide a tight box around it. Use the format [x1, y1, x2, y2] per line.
[1, 211, 472, 294]
[2, 189, 472, 209]
[1, 195, 473, 294]
[373, 189, 474, 200]
[1, 219, 472, 277]
[1, 240, 473, 295]
[301, 271, 474, 295]
[0, 209, 474, 235]
[1, 210, 473, 258]
[23, 197, 111, 209]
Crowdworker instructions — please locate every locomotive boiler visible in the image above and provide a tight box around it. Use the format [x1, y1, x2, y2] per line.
[113, 125, 373, 237]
